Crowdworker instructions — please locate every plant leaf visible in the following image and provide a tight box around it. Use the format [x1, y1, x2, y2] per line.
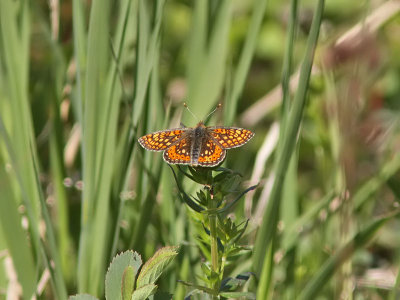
[136, 246, 179, 288]
[105, 251, 142, 300]
[122, 266, 136, 300]
[131, 284, 157, 300]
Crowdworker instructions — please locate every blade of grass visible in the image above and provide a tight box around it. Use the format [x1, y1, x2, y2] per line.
[224, 0, 269, 125]
[281, 191, 335, 253]
[354, 154, 400, 210]
[298, 210, 400, 300]
[0, 156, 37, 299]
[132, 0, 165, 127]
[186, 0, 207, 119]
[129, 0, 165, 253]
[130, 66, 167, 253]
[76, 0, 123, 295]
[389, 265, 400, 300]
[278, 0, 298, 144]
[0, 0, 39, 218]
[252, 0, 324, 280]
[49, 124, 75, 284]
[185, 0, 232, 124]
[37, 3, 75, 283]
[71, 0, 87, 123]
[279, 152, 299, 299]
[256, 242, 274, 300]
[274, 3, 299, 293]
[131, 51, 165, 252]
[1, 0, 67, 298]
[105, 0, 133, 261]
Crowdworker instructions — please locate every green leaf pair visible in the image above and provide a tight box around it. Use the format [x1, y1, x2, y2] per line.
[70, 247, 179, 300]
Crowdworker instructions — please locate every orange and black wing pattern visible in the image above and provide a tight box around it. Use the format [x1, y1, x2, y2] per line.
[197, 138, 226, 167]
[209, 127, 254, 149]
[138, 129, 186, 151]
[163, 137, 192, 165]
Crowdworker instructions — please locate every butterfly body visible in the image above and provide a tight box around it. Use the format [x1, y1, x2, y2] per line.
[138, 121, 254, 167]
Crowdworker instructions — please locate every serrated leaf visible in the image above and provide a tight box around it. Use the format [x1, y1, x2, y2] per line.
[122, 266, 135, 300]
[69, 294, 99, 300]
[136, 246, 179, 288]
[131, 284, 157, 300]
[219, 292, 256, 299]
[106, 251, 143, 300]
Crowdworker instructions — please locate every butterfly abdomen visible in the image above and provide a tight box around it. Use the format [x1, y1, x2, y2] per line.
[190, 126, 206, 165]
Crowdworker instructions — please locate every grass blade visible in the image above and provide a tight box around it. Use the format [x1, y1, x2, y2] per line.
[185, 0, 232, 124]
[77, 0, 116, 294]
[0, 156, 37, 299]
[298, 211, 400, 300]
[0, 0, 68, 298]
[253, 0, 325, 281]
[225, 0, 269, 125]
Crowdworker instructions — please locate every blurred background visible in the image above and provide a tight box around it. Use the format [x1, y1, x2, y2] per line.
[1, 0, 400, 299]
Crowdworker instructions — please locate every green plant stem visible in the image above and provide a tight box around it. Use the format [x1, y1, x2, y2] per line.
[208, 187, 220, 299]
[209, 215, 219, 273]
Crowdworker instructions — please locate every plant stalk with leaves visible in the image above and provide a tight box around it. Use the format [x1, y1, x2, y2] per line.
[170, 166, 257, 299]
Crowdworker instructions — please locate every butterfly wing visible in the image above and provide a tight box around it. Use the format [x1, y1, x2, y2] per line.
[163, 137, 192, 165]
[197, 138, 226, 167]
[208, 127, 254, 149]
[138, 129, 186, 151]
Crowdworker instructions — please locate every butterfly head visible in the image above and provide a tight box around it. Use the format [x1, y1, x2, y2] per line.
[183, 102, 222, 126]
[196, 121, 206, 128]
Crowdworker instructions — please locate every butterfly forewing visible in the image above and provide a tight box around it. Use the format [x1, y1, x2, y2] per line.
[209, 127, 254, 149]
[163, 138, 192, 164]
[197, 138, 226, 167]
[138, 129, 185, 151]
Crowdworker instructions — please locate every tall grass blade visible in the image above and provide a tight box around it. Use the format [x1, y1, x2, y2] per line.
[225, 0, 269, 125]
[76, 0, 119, 295]
[252, 0, 324, 280]
[0, 156, 37, 299]
[129, 0, 165, 253]
[0, 0, 67, 298]
[185, 0, 232, 124]
[132, 0, 165, 127]
[72, 0, 88, 122]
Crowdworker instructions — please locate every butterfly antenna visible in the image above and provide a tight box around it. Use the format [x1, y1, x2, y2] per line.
[183, 102, 199, 121]
[204, 103, 222, 123]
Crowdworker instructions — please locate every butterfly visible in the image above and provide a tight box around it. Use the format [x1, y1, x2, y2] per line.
[138, 121, 254, 167]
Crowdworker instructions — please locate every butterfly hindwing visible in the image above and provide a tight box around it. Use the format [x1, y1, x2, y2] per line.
[163, 138, 192, 164]
[197, 138, 226, 167]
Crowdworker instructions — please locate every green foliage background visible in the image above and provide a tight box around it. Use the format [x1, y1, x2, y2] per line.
[1, 0, 400, 299]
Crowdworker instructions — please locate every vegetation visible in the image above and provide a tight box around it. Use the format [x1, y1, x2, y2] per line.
[1, 0, 400, 299]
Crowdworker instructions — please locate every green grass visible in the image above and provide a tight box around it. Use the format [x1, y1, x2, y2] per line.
[1, 0, 400, 299]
